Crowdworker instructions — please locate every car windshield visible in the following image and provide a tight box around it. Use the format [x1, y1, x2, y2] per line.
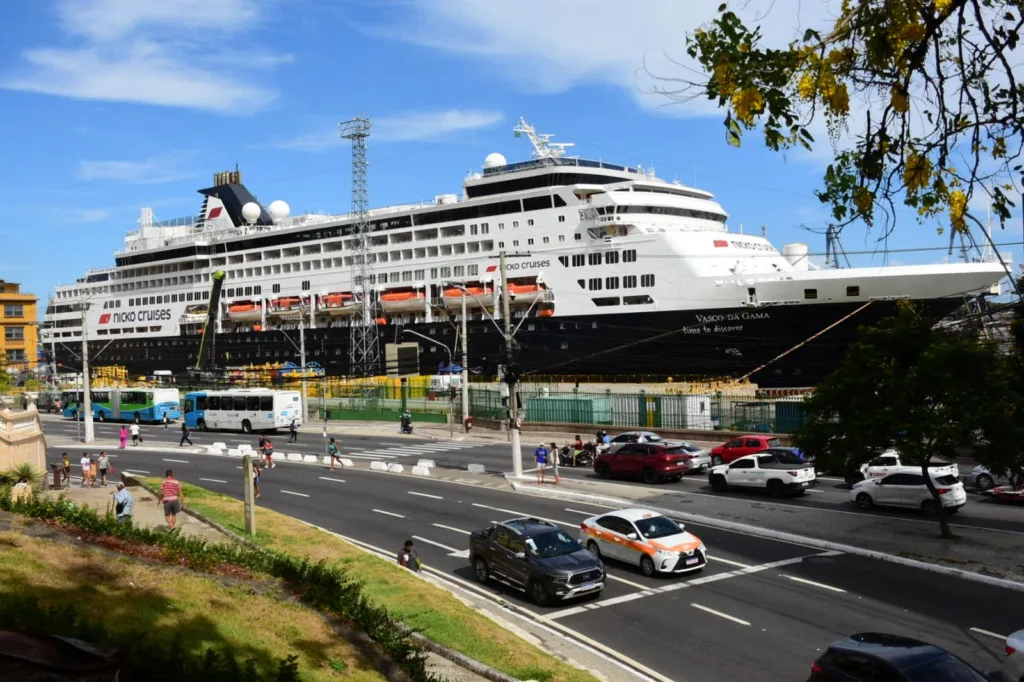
[904, 654, 988, 682]
[934, 475, 959, 486]
[673, 443, 702, 453]
[526, 530, 582, 558]
[642, 433, 664, 442]
[633, 516, 682, 540]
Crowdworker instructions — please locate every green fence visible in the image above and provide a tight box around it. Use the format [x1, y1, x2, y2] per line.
[467, 387, 807, 433]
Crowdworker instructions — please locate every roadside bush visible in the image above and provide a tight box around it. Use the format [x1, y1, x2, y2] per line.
[0, 594, 301, 682]
[0, 484, 432, 681]
[0, 462, 40, 487]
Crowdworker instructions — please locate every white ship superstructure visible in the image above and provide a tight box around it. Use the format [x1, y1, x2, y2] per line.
[42, 118, 1009, 386]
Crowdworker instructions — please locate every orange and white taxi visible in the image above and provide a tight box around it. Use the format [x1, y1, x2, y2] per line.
[579, 508, 706, 577]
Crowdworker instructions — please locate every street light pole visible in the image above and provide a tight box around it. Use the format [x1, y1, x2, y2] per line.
[499, 251, 522, 478]
[460, 286, 469, 431]
[299, 322, 308, 424]
[80, 302, 94, 443]
[402, 329, 453, 438]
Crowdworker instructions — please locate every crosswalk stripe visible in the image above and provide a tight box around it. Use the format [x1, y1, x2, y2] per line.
[348, 452, 399, 459]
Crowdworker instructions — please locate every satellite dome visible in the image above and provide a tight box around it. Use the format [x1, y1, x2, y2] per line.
[268, 200, 290, 221]
[483, 152, 507, 170]
[241, 202, 261, 223]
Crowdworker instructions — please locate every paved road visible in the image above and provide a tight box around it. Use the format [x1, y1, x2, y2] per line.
[43, 441, 1021, 682]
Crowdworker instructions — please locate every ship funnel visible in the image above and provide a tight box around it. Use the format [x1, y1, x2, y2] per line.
[782, 243, 810, 271]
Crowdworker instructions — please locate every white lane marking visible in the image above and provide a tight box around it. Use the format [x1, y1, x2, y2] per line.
[470, 502, 573, 527]
[319, 476, 346, 483]
[784, 575, 847, 593]
[163, 458, 190, 464]
[691, 603, 750, 626]
[969, 627, 1006, 640]
[563, 508, 595, 515]
[281, 490, 310, 498]
[408, 491, 444, 500]
[199, 477, 227, 484]
[432, 523, 470, 535]
[348, 453, 399, 459]
[236, 466, 243, 470]
[713, 557, 753, 569]
[591, 593, 648, 608]
[372, 508, 405, 518]
[411, 535, 461, 553]
[606, 574, 650, 590]
[123, 469, 150, 474]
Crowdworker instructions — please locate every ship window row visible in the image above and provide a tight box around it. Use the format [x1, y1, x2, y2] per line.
[590, 295, 655, 307]
[560, 249, 637, 269]
[101, 300, 123, 309]
[622, 186, 711, 201]
[595, 205, 727, 223]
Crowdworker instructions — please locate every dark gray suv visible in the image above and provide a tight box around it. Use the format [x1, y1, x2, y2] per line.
[469, 518, 605, 605]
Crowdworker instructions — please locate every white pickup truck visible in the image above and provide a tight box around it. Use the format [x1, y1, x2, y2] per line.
[709, 451, 816, 497]
[846, 450, 959, 485]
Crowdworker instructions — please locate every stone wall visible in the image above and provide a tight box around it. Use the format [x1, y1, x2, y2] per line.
[0, 405, 47, 475]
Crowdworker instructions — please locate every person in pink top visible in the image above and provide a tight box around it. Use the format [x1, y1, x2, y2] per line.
[118, 425, 128, 449]
[158, 469, 185, 528]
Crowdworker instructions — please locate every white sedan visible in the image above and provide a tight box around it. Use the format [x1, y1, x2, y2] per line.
[850, 470, 967, 516]
[579, 508, 706, 577]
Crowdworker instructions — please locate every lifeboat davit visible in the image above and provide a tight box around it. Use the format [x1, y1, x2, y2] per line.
[506, 278, 549, 306]
[380, 288, 427, 313]
[322, 292, 360, 316]
[267, 296, 310, 319]
[442, 283, 495, 309]
[227, 300, 262, 322]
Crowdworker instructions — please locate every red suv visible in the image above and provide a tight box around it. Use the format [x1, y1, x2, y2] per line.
[594, 443, 698, 484]
[710, 434, 781, 465]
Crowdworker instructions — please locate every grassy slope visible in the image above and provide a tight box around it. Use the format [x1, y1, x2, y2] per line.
[0, 517, 383, 681]
[150, 479, 599, 682]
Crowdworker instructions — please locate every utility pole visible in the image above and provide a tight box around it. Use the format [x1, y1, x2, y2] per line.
[299, 322, 308, 424]
[242, 454, 256, 536]
[460, 288, 469, 431]
[500, 251, 522, 478]
[80, 303, 94, 443]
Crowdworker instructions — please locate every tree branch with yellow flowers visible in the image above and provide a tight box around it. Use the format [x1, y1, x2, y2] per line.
[653, 0, 1024, 254]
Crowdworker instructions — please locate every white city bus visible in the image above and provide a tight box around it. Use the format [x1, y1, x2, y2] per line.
[183, 388, 302, 433]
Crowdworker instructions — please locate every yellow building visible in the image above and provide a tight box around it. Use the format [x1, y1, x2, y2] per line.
[0, 281, 38, 372]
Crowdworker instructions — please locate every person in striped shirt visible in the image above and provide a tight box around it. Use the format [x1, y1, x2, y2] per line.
[158, 469, 185, 528]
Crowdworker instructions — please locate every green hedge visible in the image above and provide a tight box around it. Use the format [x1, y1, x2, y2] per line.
[0, 486, 434, 682]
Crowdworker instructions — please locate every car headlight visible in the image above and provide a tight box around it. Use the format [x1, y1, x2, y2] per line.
[550, 574, 570, 584]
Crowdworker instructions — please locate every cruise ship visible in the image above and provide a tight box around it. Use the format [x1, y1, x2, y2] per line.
[42, 118, 1008, 388]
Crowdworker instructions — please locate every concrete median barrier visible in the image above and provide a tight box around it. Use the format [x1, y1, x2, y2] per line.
[417, 459, 436, 469]
[370, 461, 389, 471]
[302, 454, 318, 464]
[467, 463, 486, 474]
[387, 463, 404, 473]
[411, 466, 431, 477]
[286, 453, 302, 462]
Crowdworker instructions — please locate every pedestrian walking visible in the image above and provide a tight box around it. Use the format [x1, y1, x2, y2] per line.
[258, 435, 267, 458]
[162, 413, 169, 429]
[179, 422, 193, 447]
[97, 452, 110, 486]
[89, 457, 99, 487]
[288, 419, 298, 443]
[113, 482, 134, 524]
[550, 441, 560, 484]
[130, 423, 140, 446]
[61, 452, 71, 489]
[534, 443, 548, 484]
[397, 539, 422, 573]
[158, 469, 185, 529]
[118, 425, 128, 449]
[264, 438, 275, 469]
[252, 461, 261, 499]
[79, 453, 91, 487]
[328, 437, 342, 471]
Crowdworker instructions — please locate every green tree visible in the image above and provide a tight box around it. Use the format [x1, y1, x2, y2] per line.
[793, 307, 1011, 538]
[662, 0, 1023, 248]
[973, 302, 1024, 489]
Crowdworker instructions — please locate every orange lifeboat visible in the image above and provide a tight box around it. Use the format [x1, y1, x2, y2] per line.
[380, 288, 427, 313]
[322, 292, 360, 316]
[506, 278, 548, 306]
[227, 300, 262, 322]
[442, 283, 495, 309]
[267, 296, 309, 319]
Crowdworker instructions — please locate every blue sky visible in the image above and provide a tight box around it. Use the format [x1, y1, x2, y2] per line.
[0, 0, 1020, 320]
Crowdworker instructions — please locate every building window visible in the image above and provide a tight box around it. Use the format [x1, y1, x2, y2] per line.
[244, 286, 253, 296]
[402, 270, 413, 282]
[454, 266, 465, 277]
[301, 280, 310, 291]
[592, 297, 620, 307]
[254, 285, 261, 295]
[527, 238, 534, 245]
[588, 253, 601, 265]
[560, 340, 569, 350]
[558, 215, 566, 223]
[605, 251, 619, 264]
[846, 285, 860, 297]
[624, 294, 655, 305]
[558, 235, 566, 242]
[527, 219, 534, 226]
[588, 278, 602, 290]
[623, 275, 638, 288]
[481, 223, 490, 234]
[440, 267, 451, 278]
[4, 327, 24, 340]
[470, 224, 479, 235]
[640, 274, 655, 287]
[804, 289, 818, 300]
[574, 233, 582, 241]
[513, 240, 520, 246]
[430, 268, 438, 279]
[513, 221, 519, 228]
[379, 273, 389, 284]
[498, 241, 505, 248]
[572, 254, 585, 267]
[414, 269, 425, 280]
[468, 264, 479, 276]
[6, 349, 26, 363]
[542, 236, 550, 244]
[272, 283, 281, 294]
[3, 305, 23, 318]
[605, 276, 619, 290]
[498, 223, 505, 230]
[623, 249, 637, 263]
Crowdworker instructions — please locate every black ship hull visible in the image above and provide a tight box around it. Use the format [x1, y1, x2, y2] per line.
[63, 299, 960, 388]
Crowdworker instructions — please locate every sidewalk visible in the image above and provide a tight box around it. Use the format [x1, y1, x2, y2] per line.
[45, 478, 230, 544]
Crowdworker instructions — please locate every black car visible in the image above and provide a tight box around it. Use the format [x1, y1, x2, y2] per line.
[469, 518, 605, 605]
[809, 633, 996, 681]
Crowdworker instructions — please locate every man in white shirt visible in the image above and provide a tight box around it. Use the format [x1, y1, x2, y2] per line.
[130, 423, 140, 446]
[80, 454, 91, 487]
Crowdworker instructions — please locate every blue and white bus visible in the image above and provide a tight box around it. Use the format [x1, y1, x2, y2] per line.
[183, 389, 302, 433]
[61, 388, 181, 424]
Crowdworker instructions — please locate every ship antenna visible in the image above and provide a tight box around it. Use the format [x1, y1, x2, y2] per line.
[514, 116, 575, 160]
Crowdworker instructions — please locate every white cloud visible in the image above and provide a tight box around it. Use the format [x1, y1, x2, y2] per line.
[270, 109, 503, 152]
[73, 208, 111, 222]
[1, 0, 287, 112]
[77, 155, 194, 184]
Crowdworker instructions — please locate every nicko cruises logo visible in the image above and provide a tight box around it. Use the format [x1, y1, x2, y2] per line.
[99, 309, 172, 325]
